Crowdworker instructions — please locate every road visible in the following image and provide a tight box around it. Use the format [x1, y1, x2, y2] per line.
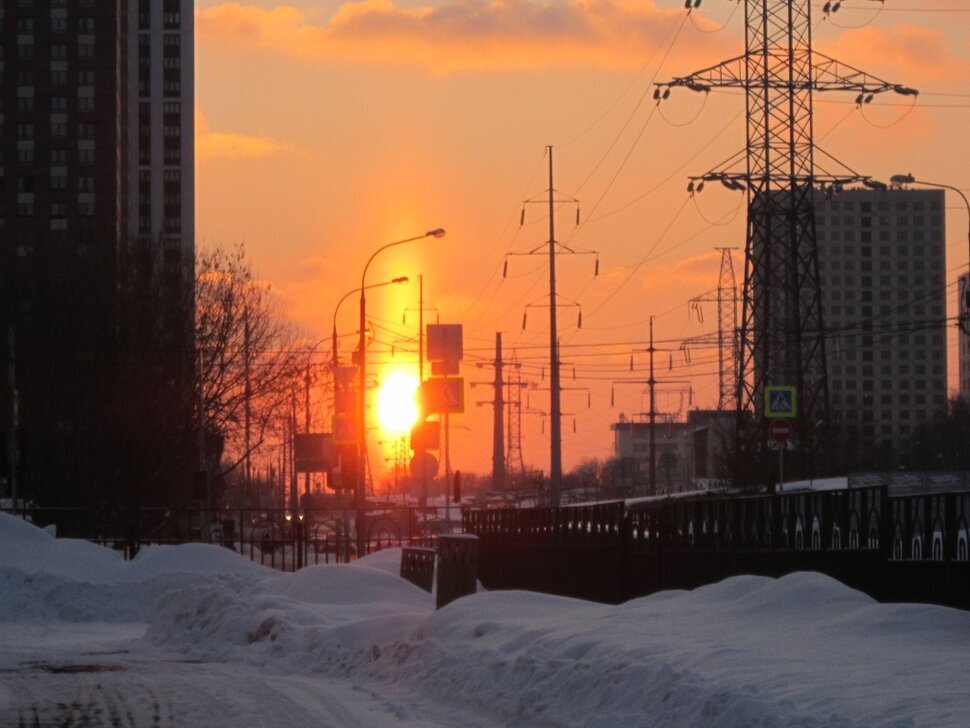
[0, 625, 507, 728]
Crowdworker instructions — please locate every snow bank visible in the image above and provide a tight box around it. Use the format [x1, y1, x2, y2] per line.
[4, 509, 970, 725]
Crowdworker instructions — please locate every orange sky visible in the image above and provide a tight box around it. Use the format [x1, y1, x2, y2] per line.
[195, 0, 970, 483]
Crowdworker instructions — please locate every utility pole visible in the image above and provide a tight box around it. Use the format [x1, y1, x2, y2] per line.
[492, 332, 506, 490]
[506, 353, 527, 488]
[656, 0, 916, 484]
[546, 148, 562, 507]
[304, 360, 311, 501]
[648, 317, 656, 495]
[614, 318, 690, 496]
[473, 333, 522, 491]
[506, 147, 597, 507]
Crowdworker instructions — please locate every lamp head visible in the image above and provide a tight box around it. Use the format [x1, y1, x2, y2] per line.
[392, 276, 409, 284]
[427, 228, 446, 239]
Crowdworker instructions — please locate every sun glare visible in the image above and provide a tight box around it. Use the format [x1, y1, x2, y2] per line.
[376, 368, 420, 435]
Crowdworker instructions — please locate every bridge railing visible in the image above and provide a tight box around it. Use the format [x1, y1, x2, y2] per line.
[464, 484, 970, 609]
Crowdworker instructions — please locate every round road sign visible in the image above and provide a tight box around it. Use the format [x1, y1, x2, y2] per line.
[769, 419, 793, 443]
[410, 452, 440, 480]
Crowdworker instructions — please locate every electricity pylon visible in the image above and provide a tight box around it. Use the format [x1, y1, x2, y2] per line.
[656, 0, 916, 485]
[685, 248, 739, 411]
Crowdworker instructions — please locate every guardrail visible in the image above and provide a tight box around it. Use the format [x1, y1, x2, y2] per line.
[464, 484, 970, 609]
[1, 505, 461, 571]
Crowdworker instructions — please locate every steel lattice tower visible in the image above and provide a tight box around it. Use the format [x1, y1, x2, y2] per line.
[716, 248, 739, 411]
[657, 0, 916, 484]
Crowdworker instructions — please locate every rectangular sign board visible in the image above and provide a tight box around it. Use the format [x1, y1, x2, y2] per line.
[420, 377, 464, 414]
[294, 433, 332, 473]
[427, 324, 463, 363]
[333, 414, 356, 444]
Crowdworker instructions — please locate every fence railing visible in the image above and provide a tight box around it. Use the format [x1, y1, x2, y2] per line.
[2, 504, 461, 570]
[464, 484, 970, 609]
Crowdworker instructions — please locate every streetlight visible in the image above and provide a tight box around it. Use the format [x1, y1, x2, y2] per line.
[332, 277, 409, 371]
[331, 277, 408, 514]
[357, 229, 446, 538]
[892, 174, 970, 331]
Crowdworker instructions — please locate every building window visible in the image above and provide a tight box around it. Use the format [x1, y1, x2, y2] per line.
[78, 95, 95, 113]
[164, 0, 181, 29]
[139, 103, 151, 165]
[50, 96, 67, 112]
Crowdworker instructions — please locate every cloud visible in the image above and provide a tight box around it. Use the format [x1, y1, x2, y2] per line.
[815, 24, 970, 87]
[196, 105, 293, 159]
[197, 0, 722, 73]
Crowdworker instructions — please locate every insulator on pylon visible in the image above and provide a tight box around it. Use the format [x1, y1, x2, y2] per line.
[594, 258, 599, 276]
[629, 356, 634, 372]
[865, 94, 874, 104]
[662, 88, 670, 100]
[653, 88, 661, 100]
[669, 354, 673, 370]
[687, 180, 695, 194]
[611, 387, 615, 407]
[519, 209, 525, 226]
[575, 208, 580, 226]
[696, 180, 704, 192]
[503, 259, 508, 278]
[587, 392, 591, 408]
[577, 311, 583, 329]
[573, 418, 577, 433]
[693, 0, 701, 7]
[522, 312, 527, 330]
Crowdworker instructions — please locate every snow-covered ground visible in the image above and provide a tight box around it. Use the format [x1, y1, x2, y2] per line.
[1, 511, 968, 727]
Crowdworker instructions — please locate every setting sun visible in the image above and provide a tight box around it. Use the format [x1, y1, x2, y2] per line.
[376, 368, 420, 435]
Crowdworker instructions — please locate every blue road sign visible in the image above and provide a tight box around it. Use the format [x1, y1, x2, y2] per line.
[765, 386, 797, 418]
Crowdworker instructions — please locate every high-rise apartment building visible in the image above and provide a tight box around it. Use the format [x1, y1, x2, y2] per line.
[0, 0, 194, 509]
[815, 188, 947, 466]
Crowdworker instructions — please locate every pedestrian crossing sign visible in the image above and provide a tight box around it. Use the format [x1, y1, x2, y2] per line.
[765, 386, 797, 418]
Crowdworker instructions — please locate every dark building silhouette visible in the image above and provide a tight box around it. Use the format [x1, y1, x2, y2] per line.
[1, 0, 195, 514]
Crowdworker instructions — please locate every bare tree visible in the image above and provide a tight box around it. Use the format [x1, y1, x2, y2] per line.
[195, 245, 312, 489]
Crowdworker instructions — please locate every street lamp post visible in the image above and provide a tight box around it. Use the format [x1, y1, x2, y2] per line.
[332, 277, 409, 371]
[357, 229, 445, 553]
[892, 174, 970, 330]
[332, 277, 408, 543]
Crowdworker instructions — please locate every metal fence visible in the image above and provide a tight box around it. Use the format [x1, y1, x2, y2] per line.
[1, 504, 461, 571]
[464, 484, 970, 609]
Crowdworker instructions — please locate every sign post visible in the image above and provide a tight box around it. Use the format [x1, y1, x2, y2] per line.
[769, 419, 793, 492]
